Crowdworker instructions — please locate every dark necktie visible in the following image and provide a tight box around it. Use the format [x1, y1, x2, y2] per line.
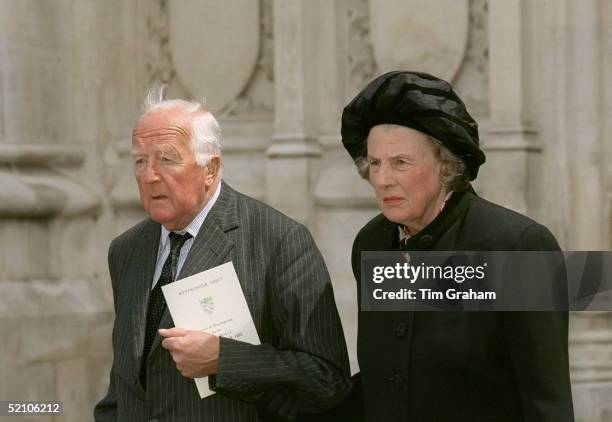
[140, 231, 192, 388]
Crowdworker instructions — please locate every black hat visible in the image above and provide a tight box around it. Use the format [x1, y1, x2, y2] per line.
[341, 71, 486, 180]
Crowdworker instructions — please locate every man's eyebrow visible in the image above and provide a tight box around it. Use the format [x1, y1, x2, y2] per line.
[389, 153, 415, 160]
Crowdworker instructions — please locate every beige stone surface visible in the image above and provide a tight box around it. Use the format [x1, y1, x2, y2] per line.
[0, 362, 56, 402]
[0, 220, 48, 280]
[369, 0, 469, 82]
[168, 0, 259, 111]
[55, 359, 88, 422]
[0, 0, 610, 420]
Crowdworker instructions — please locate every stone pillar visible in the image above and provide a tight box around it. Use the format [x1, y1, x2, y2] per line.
[604, 0, 612, 252]
[484, 0, 540, 215]
[308, 0, 378, 373]
[563, 2, 611, 421]
[0, 2, 98, 419]
[535, 1, 612, 420]
[0, 1, 141, 419]
[570, 312, 612, 422]
[267, 0, 322, 227]
[565, 0, 605, 251]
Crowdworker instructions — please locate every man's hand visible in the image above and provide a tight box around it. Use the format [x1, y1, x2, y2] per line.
[159, 328, 220, 378]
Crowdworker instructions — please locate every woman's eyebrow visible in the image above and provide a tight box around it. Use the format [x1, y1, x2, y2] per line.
[367, 153, 415, 160]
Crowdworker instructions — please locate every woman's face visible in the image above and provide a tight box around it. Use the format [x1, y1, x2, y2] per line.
[366, 124, 447, 234]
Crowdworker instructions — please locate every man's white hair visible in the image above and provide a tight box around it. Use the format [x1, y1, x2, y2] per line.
[140, 85, 222, 167]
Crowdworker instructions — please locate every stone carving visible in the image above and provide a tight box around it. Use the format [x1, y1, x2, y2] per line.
[369, 0, 468, 83]
[453, 0, 489, 113]
[167, 0, 259, 112]
[219, 0, 274, 118]
[466, 0, 488, 78]
[345, 0, 379, 98]
[144, 0, 175, 87]
[344, 0, 486, 110]
[145, 0, 271, 117]
[0, 145, 98, 218]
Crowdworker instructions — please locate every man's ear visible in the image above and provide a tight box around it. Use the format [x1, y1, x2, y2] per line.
[205, 156, 221, 186]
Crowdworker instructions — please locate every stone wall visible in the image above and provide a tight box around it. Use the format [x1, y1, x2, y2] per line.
[0, 0, 610, 420]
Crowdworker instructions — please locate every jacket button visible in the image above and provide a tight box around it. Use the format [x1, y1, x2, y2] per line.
[389, 373, 404, 390]
[394, 322, 407, 337]
[419, 235, 433, 248]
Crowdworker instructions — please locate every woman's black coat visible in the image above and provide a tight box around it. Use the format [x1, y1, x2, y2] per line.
[350, 190, 574, 422]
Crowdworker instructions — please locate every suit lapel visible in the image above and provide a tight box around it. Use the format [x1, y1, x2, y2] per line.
[149, 181, 240, 355]
[123, 220, 160, 386]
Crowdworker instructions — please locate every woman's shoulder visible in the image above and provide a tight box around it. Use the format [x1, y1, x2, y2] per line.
[463, 194, 560, 251]
[467, 194, 539, 229]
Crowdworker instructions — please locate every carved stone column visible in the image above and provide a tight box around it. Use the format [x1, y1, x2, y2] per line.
[570, 312, 612, 422]
[484, 0, 540, 215]
[564, 0, 605, 251]
[267, 0, 322, 227]
[535, 1, 612, 420]
[308, 0, 378, 373]
[606, 0, 612, 253]
[0, 1, 142, 418]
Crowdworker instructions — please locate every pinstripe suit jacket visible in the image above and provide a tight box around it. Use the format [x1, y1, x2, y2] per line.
[94, 182, 351, 421]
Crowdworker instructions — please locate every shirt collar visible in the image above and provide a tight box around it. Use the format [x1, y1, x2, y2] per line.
[398, 191, 453, 242]
[159, 181, 222, 245]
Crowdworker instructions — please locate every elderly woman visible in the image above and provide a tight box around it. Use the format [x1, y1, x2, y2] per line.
[341, 71, 573, 421]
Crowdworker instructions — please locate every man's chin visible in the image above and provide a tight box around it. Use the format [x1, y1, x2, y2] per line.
[148, 211, 175, 226]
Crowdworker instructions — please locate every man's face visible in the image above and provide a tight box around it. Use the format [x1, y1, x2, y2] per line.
[132, 108, 214, 231]
[366, 124, 447, 234]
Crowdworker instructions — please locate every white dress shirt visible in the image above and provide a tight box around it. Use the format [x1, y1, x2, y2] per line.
[151, 182, 221, 289]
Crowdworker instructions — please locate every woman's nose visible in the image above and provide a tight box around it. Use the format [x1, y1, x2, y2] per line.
[375, 162, 396, 187]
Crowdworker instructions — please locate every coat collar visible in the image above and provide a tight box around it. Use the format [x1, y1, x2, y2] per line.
[400, 189, 472, 251]
[205, 180, 240, 233]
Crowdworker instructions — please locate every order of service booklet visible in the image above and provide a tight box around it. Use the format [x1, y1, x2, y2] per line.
[161, 261, 261, 398]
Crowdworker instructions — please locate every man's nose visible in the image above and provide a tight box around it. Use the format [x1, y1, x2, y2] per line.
[141, 162, 161, 183]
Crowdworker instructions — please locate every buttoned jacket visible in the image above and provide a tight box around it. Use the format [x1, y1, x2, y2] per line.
[351, 190, 574, 422]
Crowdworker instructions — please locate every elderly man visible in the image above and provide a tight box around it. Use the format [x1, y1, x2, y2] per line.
[94, 90, 351, 421]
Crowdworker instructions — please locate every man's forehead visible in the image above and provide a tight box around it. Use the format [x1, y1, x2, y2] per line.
[133, 106, 193, 135]
[133, 117, 192, 148]
[132, 126, 189, 142]
[131, 136, 182, 153]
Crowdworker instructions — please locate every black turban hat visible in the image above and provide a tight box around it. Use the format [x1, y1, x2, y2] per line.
[341, 71, 486, 180]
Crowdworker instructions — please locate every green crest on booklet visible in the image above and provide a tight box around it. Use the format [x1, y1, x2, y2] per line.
[199, 296, 215, 314]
